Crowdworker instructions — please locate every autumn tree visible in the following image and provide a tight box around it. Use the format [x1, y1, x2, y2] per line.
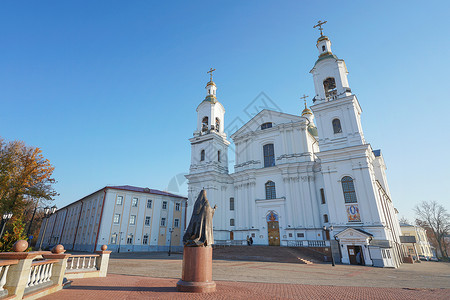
[414, 200, 450, 259]
[0, 138, 58, 217]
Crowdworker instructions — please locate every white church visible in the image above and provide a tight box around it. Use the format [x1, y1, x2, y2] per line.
[186, 25, 403, 268]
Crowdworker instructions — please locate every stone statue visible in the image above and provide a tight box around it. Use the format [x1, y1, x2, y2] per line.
[183, 190, 217, 247]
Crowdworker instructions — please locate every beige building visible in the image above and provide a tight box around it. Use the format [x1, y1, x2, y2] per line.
[400, 223, 433, 260]
[36, 185, 187, 252]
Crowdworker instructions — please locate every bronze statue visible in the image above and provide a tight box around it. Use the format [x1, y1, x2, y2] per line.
[183, 190, 217, 247]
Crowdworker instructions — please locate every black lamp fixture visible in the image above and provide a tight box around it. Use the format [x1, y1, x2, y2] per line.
[0, 212, 13, 238]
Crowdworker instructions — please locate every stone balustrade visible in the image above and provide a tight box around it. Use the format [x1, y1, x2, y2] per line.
[286, 240, 330, 247]
[0, 241, 111, 299]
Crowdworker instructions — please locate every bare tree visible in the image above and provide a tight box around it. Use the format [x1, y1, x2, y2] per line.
[399, 216, 410, 225]
[414, 201, 450, 258]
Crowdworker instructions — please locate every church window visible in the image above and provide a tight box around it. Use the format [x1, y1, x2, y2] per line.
[202, 117, 208, 132]
[320, 188, 326, 204]
[200, 150, 205, 161]
[261, 122, 272, 130]
[229, 198, 235, 211]
[218, 150, 221, 162]
[322, 45, 326, 51]
[143, 234, 148, 245]
[265, 181, 276, 199]
[288, 233, 293, 237]
[215, 118, 220, 132]
[230, 219, 235, 226]
[297, 233, 304, 238]
[332, 118, 342, 134]
[323, 214, 329, 223]
[341, 176, 358, 203]
[323, 77, 337, 98]
[263, 144, 275, 167]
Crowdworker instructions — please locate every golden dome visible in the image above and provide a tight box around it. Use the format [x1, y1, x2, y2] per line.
[302, 107, 313, 116]
[206, 80, 216, 87]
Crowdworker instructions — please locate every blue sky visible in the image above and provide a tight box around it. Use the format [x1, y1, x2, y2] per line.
[1, 1, 449, 221]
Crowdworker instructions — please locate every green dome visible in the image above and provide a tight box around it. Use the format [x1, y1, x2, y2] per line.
[308, 124, 318, 137]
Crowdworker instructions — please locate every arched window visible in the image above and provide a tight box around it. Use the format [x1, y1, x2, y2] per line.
[341, 176, 357, 203]
[263, 144, 275, 167]
[218, 150, 221, 162]
[200, 150, 205, 161]
[323, 77, 337, 98]
[202, 117, 208, 132]
[261, 122, 272, 130]
[229, 198, 234, 211]
[215, 118, 220, 132]
[332, 118, 342, 134]
[265, 181, 276, 199]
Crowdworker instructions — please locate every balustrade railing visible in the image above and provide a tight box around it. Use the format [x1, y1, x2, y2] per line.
[287, 240, 330, 247]
[0, 260, 18, 298]
[66, 255, 99, 272]
[24, 259, 57, 293]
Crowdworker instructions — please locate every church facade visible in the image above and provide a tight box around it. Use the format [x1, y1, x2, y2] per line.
[186, 30, 403, 268]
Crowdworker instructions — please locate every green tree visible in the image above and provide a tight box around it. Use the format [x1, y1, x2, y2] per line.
[0, 138, 58, 217]
[0, 217, 29, 252]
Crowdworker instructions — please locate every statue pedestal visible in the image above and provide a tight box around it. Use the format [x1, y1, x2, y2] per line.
[176, 246, 216, 293]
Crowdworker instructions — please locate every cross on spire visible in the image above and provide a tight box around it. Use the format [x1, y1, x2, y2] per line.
[313, 20, 327, 36]
[300, 94, 309, 108]
[207, 68, 216, 81]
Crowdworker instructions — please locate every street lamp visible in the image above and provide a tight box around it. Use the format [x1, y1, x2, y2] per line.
[38, 205, 57, 251]
[0, 212, 13, 238]
[168, 228, 174, 256]
[323, 225, 335, 267]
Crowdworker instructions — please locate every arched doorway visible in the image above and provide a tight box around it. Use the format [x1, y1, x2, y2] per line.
[266, 211, 280, 246]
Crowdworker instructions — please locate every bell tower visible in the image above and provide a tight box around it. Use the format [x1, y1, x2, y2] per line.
[310, 22, 365, 152]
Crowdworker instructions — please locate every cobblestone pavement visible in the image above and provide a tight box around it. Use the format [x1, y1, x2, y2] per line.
[107, 252, 450, 289]
[42, 273, 450, 300]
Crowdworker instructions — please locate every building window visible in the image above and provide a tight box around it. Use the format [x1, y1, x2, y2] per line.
[110, 234, 117, 244]
[297, 233, 304, 238]
[147, 199, 152, 209]
[160, 218, 166, 227]
[251, 233, 255, 238]
[116, 196, 123, 205]
[332, 118, 342, 134]
[145, 216, 151, 226]
[323, 77, 337, 98]
[341, 176, 358, 203]
[289, 233, 293, 237]
[265, 181, 276, 199]
[320, 188, 326, 204]
[263, 144, 275, 167]
[130, 215, 136, 225]
[175, 203, 180, 211]
[174, 218, 180, 228]
[162, 201, 167, 210]
[215, 118, 220, 132]
[230, 219, 235, 226]
[323, 214, 329, 223]
[127, 234, 133, 244]
[261, 122, 272, 130]
[218, 150, 221, 162]
[143, 234, 148, 245]
[229, 198, 235, 211]
[200, 150, 205, 161]
[132, 197, 138, 207]
[322, 45, 326, 51]
[113, 213, 120, 224]
[202, 116, 208, 132]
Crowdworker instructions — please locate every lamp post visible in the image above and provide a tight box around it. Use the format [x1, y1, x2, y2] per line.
[38, 205, 57, 251]
[323, 225, 335, 267]
[0, 212, 13, 238]
[168, 228, 174, 256]
[118, 232, 123, 253]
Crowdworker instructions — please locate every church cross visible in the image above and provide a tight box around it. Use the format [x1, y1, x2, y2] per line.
[207, 68, 216, 81]
[313, 20, 327, 36]
[300, 94, 309, 107]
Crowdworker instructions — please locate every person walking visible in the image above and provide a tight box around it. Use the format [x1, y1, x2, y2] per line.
[249, 236, 253, 246]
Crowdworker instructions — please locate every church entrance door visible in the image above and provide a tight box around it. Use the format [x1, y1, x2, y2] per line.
[230, 231, 234, 241]
[348, 245, 364, 265]
[267, 221, 280, 246]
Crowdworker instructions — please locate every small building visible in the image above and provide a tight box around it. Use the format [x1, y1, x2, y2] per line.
[400, 223, 434, 261]
[36, 185, 187, 252]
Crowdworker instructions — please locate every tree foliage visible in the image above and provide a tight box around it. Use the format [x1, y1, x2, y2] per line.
[0, 138, 58, 216]
[0, 217, 29, 252]
[414, 200, 450, 258]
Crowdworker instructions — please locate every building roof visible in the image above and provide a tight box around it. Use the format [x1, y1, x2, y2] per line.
[106, 185, 187, 199]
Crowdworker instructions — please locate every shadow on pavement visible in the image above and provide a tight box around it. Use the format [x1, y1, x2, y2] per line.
[67, 285, 177, 292]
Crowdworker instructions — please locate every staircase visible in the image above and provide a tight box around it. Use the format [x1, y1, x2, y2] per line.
[212, 245, 325, 264]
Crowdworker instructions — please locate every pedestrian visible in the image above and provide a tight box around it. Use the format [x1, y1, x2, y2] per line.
[249, 236, 253, 246]
[356, 250, 361, 265]
[246, 235, 250, 246]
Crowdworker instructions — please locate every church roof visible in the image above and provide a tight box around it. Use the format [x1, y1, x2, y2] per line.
[314, 53, 339, 66]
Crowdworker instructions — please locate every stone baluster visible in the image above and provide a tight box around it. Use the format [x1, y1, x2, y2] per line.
[0, 265, 10, 291]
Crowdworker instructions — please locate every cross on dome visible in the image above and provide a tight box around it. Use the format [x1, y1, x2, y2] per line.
[313, 20, 327, 36]
[207, 68, 216, 81]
